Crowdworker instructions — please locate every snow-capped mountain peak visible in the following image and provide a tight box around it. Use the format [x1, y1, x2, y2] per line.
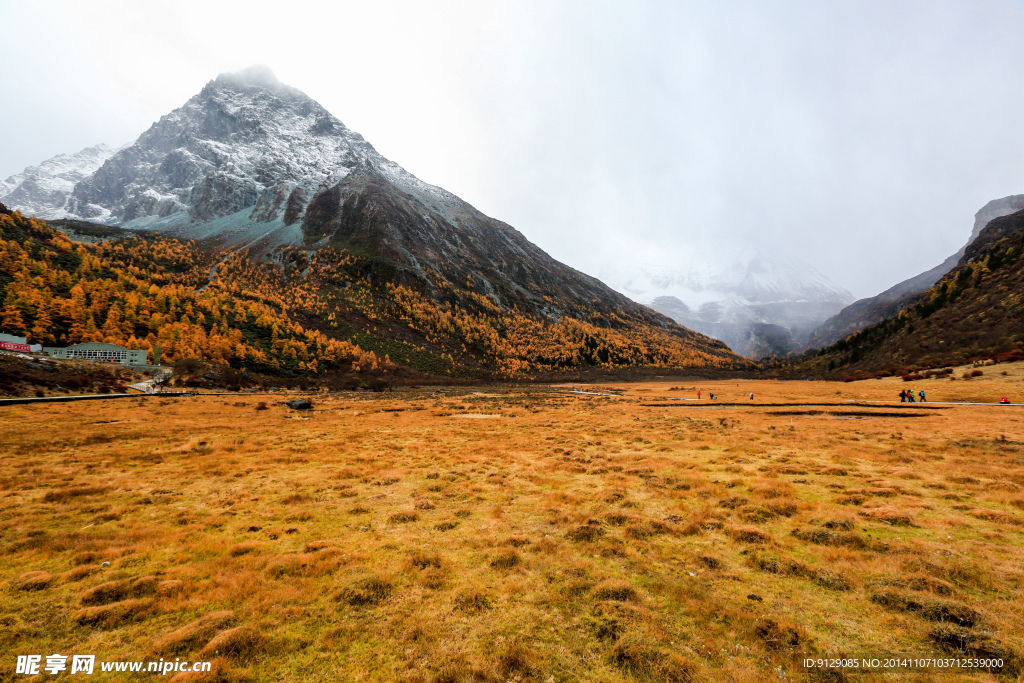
[18, 66, 461, 235]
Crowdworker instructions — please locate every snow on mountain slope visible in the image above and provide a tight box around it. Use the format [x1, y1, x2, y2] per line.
[56, 65, 466, 234]
[599, 249, 854, 358]
[600, 248, 851, 306]
[0, 144, 119, 219]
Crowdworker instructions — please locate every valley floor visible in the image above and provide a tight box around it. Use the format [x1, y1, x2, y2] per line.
[2, 366, 1024, 681]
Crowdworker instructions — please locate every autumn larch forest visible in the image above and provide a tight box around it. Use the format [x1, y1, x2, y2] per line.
[0, 203, 748, 381]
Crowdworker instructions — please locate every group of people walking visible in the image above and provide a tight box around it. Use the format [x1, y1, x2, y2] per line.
[900, 389, 925, 402]
[694, 391, 755, 401]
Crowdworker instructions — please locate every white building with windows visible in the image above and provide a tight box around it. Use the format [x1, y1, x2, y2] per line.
[44, 342, 147, 365]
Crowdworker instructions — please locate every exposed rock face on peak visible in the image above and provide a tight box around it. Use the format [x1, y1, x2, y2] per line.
[0, 144, 119, 220]
[296, 167, 620, 315]
[63, 68, 385, 225]
[963, 201, 1024, 262]
[806, 194, 1024, 349]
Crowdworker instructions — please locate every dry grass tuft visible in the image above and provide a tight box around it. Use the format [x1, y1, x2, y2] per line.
[822, 518, 855, 531]
[753, 617, 804, 651]
[419, 568, 446, 590]
[874, 574, 955, 596]
[156, 579, 185, 597]
[727, 525, 773, 544]
[929, 626, 1020, 673]
[740, 505, 777, 523]
[453, 587, 492, 613]
[870, 590, 979, 626]
[901, 556, 989, 590]
[339, 575, 393, 606]
[42, 486, 108, 503]
[765, 500, 799, 517]
[409, 552, 443, 570]
[609, 633, 696, 681]
[61, 566, 97, 583]
[496, 641, 537, 679]
[593, 579, 639, 602]
[858, 507, 916, 526]
[679, 505, 721, 535]
[429, 658, 491, 683]
[697, 556, 722, 570]
[266, 549, 345, 578]
[74, 599, 153, 629]
[303, 540, 336, 552]
[500, 536, 530, 548]
[168, 657, 251, 683]
[604, 512, 629, 525]
[489, 549, 522, 570]
[14, 570, 53, 591]
[749, 551, 852, 591]
[969, 508, 1021, 525]
[388, 511, 419, 524]
[792, 527, 869, 550]
[566, 524, 604, 542]
[71, 551, 100, 565]
[154, 611, 237, 654]
[229, 542, 264, 556]
[280, 493, 311, 505]
[81, 580, 130, 605]
[199, 626, 267, 662]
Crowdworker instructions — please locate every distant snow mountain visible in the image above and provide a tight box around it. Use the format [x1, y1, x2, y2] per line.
[0, 144, 119, 220]
[599, 250, 854, 358]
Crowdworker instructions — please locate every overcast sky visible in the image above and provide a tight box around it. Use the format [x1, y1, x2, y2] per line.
[4, 0, 1024, 297]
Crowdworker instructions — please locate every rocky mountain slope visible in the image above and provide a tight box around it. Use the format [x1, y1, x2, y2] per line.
[0, 144, 119, 220]
[2, 69, 750, 377]
[22, 67, 677, 323]
[786, 207, 1024, 378]
[600, 251, 853, 358]
[806, 194, 1024, 349]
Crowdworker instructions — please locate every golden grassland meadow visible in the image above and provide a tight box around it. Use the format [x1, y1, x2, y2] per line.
[2, 365, 1024, 681]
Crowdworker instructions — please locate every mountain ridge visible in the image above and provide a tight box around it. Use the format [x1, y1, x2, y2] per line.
[783, 206, 1024, 378]
[805, 194, 1024, 349]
